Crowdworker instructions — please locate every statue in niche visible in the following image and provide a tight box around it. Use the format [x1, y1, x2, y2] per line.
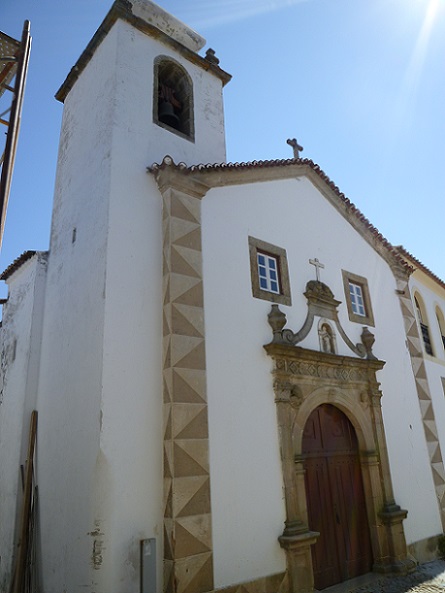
[319, 322, 336, 354]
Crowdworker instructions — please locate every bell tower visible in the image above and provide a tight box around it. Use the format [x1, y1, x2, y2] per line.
[34, 2, 231, 592]
[55, 0, 231, 166]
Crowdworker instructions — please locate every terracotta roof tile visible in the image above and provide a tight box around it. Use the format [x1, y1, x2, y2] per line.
[396, 246, 445, 291]
[0, 250, 36, 281]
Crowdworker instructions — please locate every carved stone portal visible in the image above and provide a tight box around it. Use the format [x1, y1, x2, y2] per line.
[264, 341, 415, 593]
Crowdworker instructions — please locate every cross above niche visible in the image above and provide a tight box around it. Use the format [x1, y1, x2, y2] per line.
[309, 257, 325, 282]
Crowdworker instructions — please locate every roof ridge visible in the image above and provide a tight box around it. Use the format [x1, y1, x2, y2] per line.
[396, 245, 445, 290]
[150, 156, 411, 274]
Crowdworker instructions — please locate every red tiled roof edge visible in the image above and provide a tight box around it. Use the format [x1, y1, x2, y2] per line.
[396, 246, 445, 290]
[150, 156, 412, 274]
[0, 250, 37, 281]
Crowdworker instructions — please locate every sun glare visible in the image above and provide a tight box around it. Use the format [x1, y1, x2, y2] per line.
[386, 0, 442, 141]
[405, 0, 440, 90]
[424, 0, 441, 30]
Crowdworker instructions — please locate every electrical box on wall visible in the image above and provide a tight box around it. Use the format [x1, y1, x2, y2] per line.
[140, 538, 156, 593]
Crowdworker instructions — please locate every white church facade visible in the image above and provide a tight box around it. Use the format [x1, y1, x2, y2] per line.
[1, 2, 445, 593]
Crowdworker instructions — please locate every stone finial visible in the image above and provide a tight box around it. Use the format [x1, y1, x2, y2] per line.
[361, 327, 377, 360]
[268, 304, 287, 343]
[205, 48, 220, 65]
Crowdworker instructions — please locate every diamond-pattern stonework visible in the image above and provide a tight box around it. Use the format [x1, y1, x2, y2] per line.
[176, 478, 211, 517]
[175, 553, 213, 593]
[162, 186, 213, 593]
[172, 369, 207, 403]
[396, 280, 445, 529]
[171, 304, 205, 338]
[172, 404, 208, 438]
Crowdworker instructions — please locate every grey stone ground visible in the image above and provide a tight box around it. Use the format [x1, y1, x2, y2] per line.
[324, 560, 445, 593]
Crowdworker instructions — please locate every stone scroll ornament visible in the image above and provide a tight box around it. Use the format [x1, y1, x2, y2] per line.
[268, 280, 377, 360]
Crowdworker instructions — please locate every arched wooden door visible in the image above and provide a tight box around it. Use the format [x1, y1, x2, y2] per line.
[302, 404, 373, 590]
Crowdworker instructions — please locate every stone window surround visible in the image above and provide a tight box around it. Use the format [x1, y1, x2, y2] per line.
[342, 269, 375, 327]
[249, 236, 291, 306]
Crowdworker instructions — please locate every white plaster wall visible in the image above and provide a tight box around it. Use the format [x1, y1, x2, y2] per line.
[0, 254, 47, 591]
[202, 176, 441, 587]
[35, 23, 118, 593]
[92, 171, 163, 593]
[86, 21, 168, 593]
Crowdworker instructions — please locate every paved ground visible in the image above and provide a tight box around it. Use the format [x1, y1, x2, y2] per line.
[324, 560, 445, 593]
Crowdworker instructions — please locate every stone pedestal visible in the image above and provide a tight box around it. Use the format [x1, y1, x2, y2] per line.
[279, 531, 319, 593]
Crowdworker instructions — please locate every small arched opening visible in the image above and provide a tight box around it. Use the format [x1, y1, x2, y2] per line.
[436, 306, 445, 353]
[414, 293, 433, 355]
[153, 56, 194, 140]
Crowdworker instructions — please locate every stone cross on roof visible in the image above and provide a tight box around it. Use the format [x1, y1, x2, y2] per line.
[309, 257, 325, 282]
[287, 138, 304, 158]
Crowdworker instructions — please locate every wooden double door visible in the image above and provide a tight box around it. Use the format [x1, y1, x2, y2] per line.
[302, 405, 373, 590]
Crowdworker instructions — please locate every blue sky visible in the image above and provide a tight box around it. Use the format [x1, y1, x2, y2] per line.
[1, 0, 444, 295]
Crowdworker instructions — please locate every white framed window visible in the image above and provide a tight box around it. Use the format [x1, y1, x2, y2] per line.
[349, 281, 366, 317]
[342, 270, 375, 326]
[249, 237, 291, 306]
[257, 252, 280, 294]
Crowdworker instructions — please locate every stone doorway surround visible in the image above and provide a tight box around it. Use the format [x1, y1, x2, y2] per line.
[264, 335, 416, 593]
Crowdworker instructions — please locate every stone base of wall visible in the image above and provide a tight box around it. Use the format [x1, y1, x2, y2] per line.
[214, 571, 287, 593]
[409, 535, 442, 564]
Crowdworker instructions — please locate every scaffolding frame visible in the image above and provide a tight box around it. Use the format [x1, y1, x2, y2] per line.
[0, 21, 31, 251]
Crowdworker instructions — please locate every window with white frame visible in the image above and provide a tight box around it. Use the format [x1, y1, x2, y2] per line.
[249, 237, 291, 306]
[257, 251, 280, 294]
[342, 270, 375, 326]
[349, 281, 366, 317]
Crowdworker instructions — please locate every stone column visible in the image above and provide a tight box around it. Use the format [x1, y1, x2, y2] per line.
[155, 165, 213, 593]
[368, 376, 415, 574]
[273, 378, 319, 593]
